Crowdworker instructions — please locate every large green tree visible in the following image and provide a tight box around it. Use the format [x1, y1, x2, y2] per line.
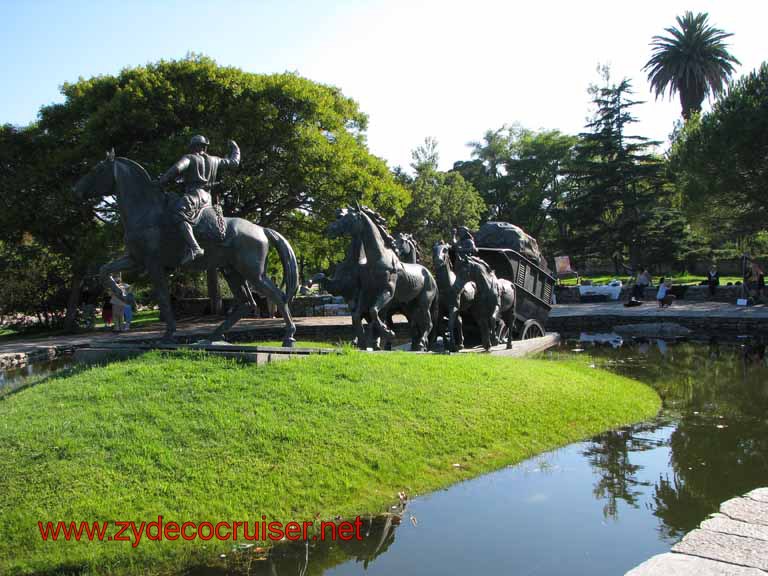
[0, 55, 409, 325]
[644, 11, 740, 120]
[670, 63, 768, 251]
[564, 74, 672, 269]
[396, 138, 485, 260]
[454, 125, 576, 247]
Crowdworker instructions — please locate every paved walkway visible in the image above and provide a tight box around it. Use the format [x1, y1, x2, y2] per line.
[3, 301, 768, 357]
[626, 487, 768, 575]
[0, 315, 391, 356]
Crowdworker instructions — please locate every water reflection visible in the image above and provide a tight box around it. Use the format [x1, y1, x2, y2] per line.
[560, 337, 768, 540]
[0, 356, 77, 396]
[581, 423, 663, 520]
[186, 514, 400, 576]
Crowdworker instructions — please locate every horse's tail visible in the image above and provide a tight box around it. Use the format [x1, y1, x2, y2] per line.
[264, 228, 299, 304]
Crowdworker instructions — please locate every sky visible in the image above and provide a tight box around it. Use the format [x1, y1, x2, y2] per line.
[1, 0, 765, 172]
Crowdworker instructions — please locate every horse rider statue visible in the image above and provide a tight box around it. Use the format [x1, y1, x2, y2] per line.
[157, 135, 240, 265]
[452, 225, 501, 330]
[452, 226, 492, 273]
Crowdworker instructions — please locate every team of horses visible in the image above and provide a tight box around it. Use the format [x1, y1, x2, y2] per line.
[75, 155, 515, 351]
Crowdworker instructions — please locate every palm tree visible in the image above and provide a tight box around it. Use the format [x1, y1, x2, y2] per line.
[643, 11, 740, 120]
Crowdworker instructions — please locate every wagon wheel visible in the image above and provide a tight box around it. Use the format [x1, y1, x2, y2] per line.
[521, 319, 545, 340]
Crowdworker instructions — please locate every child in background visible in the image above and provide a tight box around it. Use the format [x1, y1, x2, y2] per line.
[101, 294, 113, 328]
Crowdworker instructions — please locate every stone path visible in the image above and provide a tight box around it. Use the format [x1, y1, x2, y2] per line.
[551, 301, 768, 319]
[0, 315, 402, 356]
[626, 488, 768, 575]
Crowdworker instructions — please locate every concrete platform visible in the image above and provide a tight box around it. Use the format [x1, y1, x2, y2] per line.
[626, 488, 768, 575]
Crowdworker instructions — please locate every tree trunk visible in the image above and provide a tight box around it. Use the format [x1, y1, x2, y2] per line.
[207, 266, 222, 315]
[63, 271, 84, 332]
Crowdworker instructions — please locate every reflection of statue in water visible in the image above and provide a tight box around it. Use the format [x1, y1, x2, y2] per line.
[158, 135, 240, 265]
[223, 513, 401, 575]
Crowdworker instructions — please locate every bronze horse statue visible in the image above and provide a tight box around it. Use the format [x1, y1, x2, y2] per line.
[327, 206, 438, 351]
[74, 152, 299, 345]
[310, 233, 368, 346]
[452, 253, 516, 350]
[432, 240, 477, 351]
[394, 232, 421, 264]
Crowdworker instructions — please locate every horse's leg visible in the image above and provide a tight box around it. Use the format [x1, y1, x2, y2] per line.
[478, 314, 491, 351]
[506, 291, 516, 350]
[351, 302, 367, 350]
[210, 268, 257, 341]
[505, 309, 514, 349]
[370, 286, 396, 345]
[146, 263, 175, 342]
[413, 296, 432, 352]
[99, 254, 139, 299]
[348, 297, 364, 348]
[455, 308, 465, 350]
[250, 275, 296, 347]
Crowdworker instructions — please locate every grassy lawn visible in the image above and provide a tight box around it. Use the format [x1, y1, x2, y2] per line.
[558, 274, 741, 286]
[0, 351, 660, 575]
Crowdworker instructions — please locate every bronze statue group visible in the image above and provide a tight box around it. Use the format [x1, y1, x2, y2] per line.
[75, 135, 523, 351]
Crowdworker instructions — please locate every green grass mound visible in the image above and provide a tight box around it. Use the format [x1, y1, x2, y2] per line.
[0, 351, 659, 575]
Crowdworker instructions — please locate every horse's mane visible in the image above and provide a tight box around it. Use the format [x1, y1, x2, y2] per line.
[116, 157, 153, 184]
[359, 205, 396, 249]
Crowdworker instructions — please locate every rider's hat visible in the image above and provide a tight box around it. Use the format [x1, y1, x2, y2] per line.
[189, 135, 210, 148]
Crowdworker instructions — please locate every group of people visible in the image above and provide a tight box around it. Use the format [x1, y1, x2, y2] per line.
[100, 283, 136, 331]
[629, 258, 766, 308]
[629, 269, 676, 308]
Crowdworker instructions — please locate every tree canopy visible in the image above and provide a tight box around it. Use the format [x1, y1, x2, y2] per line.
[670, 62, 768, 250]
[0, 55, 410, 325]
[644, 11, 740, 120]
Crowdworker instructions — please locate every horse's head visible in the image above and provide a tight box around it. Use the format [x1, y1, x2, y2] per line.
[432, 240, 451, 268]
[395, 233, 410, 257]
[327, 206, 362, 239]
[73, 150, 115, 201]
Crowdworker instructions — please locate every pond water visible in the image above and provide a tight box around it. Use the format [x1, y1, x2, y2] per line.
[194, 336, 768, 576]
[0, 356, 78, 396]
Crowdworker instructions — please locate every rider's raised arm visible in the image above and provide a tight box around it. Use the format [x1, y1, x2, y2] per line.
[158, 156, 191, 185]
[219, 140, 240, 169]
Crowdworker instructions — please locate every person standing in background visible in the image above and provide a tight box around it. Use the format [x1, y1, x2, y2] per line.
[101, 293, 113, 328]
[122, 284, 136, 331]
[752, 261, 765, 299]
[707, 265, 720, 298]
[111, 287, 126, 332]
